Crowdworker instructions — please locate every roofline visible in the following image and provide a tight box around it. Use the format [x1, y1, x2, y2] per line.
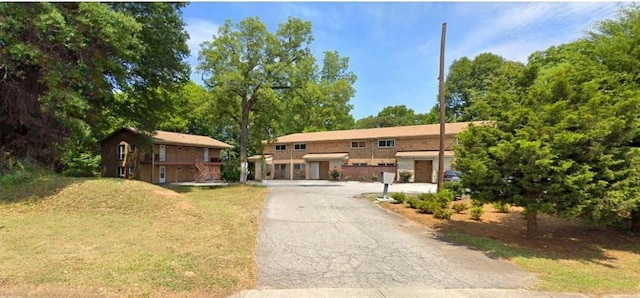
[100, 127, 233, 149]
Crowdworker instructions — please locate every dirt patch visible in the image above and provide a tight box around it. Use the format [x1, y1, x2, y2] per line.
[379, 198, 640, 260]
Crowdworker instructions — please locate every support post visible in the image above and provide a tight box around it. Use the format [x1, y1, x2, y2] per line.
[437, 22, 447, 192]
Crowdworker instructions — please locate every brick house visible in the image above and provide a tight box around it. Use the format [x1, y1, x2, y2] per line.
[101, 128, 233, 184]
[249, 121, 484, 182]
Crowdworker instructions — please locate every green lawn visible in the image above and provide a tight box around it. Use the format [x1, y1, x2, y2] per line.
[0, 176, 268, 297]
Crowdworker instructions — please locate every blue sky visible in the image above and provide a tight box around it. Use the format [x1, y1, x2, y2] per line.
[182, 2, 624, 120]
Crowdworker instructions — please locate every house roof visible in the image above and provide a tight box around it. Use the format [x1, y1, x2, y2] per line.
[302, 153, 349, 160]
[267, 121, 487, 144]
[151, 130, 233, 149]
[395, 150, 455, 158]
[102, 127, 233, 149]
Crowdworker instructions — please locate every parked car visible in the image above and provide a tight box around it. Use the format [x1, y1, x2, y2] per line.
[444, 170, 461, 182]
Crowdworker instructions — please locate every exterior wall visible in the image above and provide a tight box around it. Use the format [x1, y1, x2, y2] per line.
[102, 130, 225, 184]
[261, 133, 459, 182]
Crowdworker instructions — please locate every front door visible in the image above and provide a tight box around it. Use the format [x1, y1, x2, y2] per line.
[414, 160, 433, 183]
[309, 162, 320, 179]
[319, 161, 330, 180]
[159, 166, 166, 183]
[204, 148, 209, 162]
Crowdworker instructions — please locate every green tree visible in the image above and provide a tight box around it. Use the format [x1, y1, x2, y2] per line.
[198, 17, 356, 183]
[0, 3, 190, 167]
[355, 105, 420, 128]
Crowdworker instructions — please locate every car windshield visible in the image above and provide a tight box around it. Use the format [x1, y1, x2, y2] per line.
[444, 171, 461, 176]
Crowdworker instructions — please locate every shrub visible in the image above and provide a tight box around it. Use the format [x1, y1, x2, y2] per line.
[418, 200, 441, 214]
[492, 202, 511, 213]
[0, 152, 40, 187]
[345, 175, 352, 181]
[399, 171, 412, 183]
[435, 189, 454, 206]
[358, 176, 365, 181]
[221, 165, 240, 182]
[470, 206, 485, 220]
[406, 197, 420, 209]
[444, 181, 465, 199]
[390, 192, 407, 203]
[471, 199, 484, 207]
[328, 167, 342, 180]
[452, 202, 468, 214]
[434, 208, 453, 220]
[417, 192, 436, 201]
[371, 173, 378, 182]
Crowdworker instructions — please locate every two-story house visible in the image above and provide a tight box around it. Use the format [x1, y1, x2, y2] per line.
[101, 128, 233, 184]
[249, 121, 484, 182]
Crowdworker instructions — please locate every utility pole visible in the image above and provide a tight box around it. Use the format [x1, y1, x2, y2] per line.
[437, 22, 447, 192]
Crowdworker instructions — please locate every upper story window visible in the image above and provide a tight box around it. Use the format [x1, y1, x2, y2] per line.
[294, 143, 306, 151]
[275, 144, 286, 151]
[352, 162, 368, 166]
[129, 144, 135, 152]
[177, 146, 183, 151]
[378, 139, 395, 148]
[351, 141, 366, 148]
[117, 144, 125, 160]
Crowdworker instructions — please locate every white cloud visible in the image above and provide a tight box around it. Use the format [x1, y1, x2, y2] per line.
[448, 2, 622, 62]
[185, 18, 219, 58]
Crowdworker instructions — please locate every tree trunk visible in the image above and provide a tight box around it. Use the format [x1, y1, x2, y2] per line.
[631, 208, 640, 234]
[239, 107, 250, 184]
[525, 207, 538, 238]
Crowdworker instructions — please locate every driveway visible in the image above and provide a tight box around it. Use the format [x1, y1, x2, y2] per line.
[255, 180, 535, 289]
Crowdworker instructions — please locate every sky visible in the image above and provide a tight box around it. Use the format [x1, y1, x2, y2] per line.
[181, 1, 625, 120]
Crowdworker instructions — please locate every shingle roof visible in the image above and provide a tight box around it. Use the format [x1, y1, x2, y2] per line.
[151, 130, 233, 149]
[268, 121, 487, 144]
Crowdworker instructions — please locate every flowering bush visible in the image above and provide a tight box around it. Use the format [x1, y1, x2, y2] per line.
[328, 166, 342, 180]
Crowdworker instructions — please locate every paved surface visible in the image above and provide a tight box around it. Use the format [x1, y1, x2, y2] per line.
[253, 180, 535, 290]
[231, 288, 590, 298]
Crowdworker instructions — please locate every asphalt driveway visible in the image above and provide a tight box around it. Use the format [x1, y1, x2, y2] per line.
[255, 180, 535, 289]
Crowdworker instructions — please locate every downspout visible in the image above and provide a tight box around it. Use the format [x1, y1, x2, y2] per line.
[290, 142, 293, 180]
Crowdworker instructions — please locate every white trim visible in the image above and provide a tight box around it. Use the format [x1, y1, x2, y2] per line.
[377, 139, 395, 148]
[293, 143, 306, 151]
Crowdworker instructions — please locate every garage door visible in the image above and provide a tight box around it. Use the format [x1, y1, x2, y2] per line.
[414, 160, 433, 183]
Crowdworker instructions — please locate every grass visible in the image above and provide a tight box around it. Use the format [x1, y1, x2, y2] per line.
[445, 232, 640, 294]
[0, 175, 268, 297]
[369, 194, 640, 295]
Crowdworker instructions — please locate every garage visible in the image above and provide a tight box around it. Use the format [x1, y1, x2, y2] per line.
[414, 160, 433, 183]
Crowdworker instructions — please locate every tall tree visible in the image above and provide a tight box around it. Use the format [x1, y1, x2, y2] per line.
[0, 3, 190, 166]
[355, 105, 420, 128]
[198, 17, 356, 183]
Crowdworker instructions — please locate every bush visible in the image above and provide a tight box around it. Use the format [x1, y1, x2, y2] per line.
[390, 192, 406, 203]
[399, 171, 412, 183]
[434, 208, 453, 220]
[345, 175, 352, 181]
[417, 192, 436, 201]
[221, 165, 240, 182]
[358, 176, 365, 181]
[435, 189, 454, 205]
[471, 199, 484, 207]
[418, 200, 441, 214]
[370, 173, 378, 182]
[452, 202, 468, 214]
[444, 181, 465, 199]
[492, 202, 511, 213]
[406, 197, 421, 209]
[0, 152, 40, 187]
[470, 206, 485, 220]
[328, 167, 342, 180]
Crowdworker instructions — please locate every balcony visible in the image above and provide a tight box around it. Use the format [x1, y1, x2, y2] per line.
[141, 154, 223, 165]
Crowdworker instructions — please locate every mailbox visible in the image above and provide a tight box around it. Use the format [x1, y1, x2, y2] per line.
[380, 172, 395, 184]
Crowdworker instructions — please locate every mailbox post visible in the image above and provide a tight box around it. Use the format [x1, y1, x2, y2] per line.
[376, 172, 396, 202]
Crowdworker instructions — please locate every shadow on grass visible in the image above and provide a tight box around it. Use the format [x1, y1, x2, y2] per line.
[431, 210, 640, 266]
[1, 175, 82, 204]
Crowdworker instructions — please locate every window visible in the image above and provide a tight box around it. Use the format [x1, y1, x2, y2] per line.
[294, 143, 306, 151]
[378, 163, 395, 166]
[294, 164, 302, 171]
[117, 145, 125, 160]
[177, 146, 183, 151]
[190, 166, 195, 172]
[177, 166, 183, 172]
[275, 164, 286, 170]
[378, 139, 395, 148]
[455, 137, 459, 145]
[191, 147, 196, 152]
[128, 166, 135, 177]
[159, 145, 166, 162]
[275, 144, 286, 151]
[129, 144, 135, 152]
[351, 141, 366, 148]
[352, 163, 368, 166]
[117, 167, 125, 178]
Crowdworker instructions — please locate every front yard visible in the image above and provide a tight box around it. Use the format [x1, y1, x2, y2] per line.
[0, 177, 268, 297]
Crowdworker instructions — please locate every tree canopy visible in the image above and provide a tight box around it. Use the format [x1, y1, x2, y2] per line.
[454, 5, 640, 235]
[198, 17, 356, 183]
[0, 3, 190, 166]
